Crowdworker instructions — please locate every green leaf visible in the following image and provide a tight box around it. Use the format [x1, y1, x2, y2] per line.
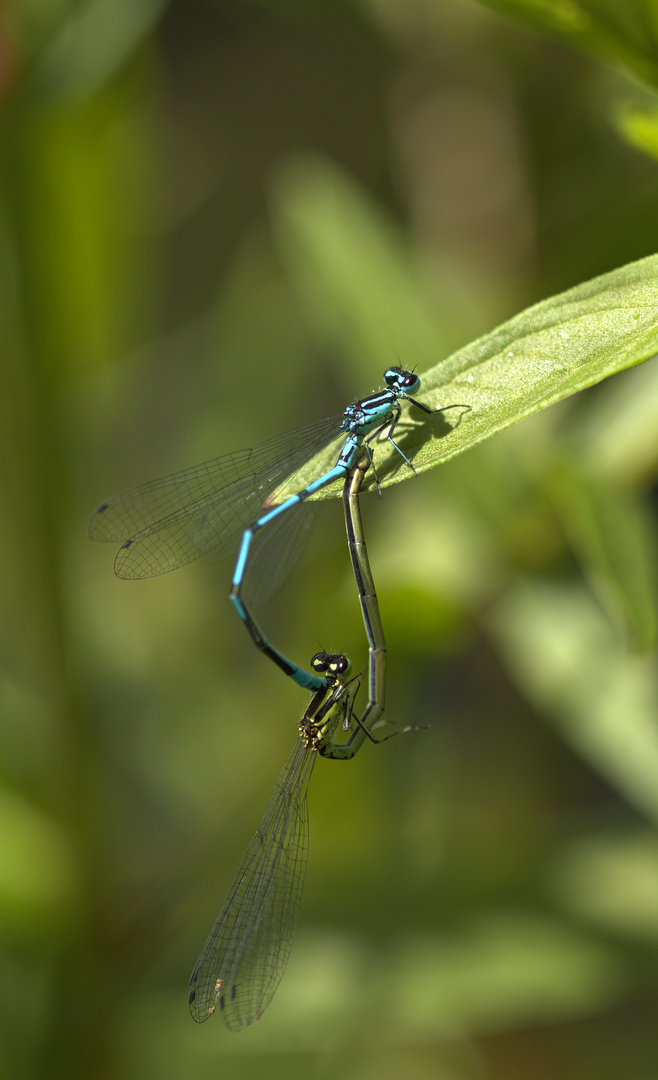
[475, 0, 658, 90]
[298, 252, 658, 499]
[570, 351, 658, 482]
[616, 101, 658, 162]
[488, 580, 658, 825]
[474, 0, 589, 38]
[387, 914, 624, 1031]
[0, 784, 78, 925]
[552, 831, 658, 942]
[550, 465, 658, 650]
[35, 0, 169, 100]
[272, 156, 450, 381]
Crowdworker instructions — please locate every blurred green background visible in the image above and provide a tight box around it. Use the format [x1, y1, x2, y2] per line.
[2, 1, 658, 1078]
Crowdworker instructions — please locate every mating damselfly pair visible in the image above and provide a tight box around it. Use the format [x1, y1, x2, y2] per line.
[89, 368, 468, 1030]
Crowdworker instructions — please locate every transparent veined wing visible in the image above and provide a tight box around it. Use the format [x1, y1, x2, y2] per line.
[89, 414, 343, 587]
[188, 739, 316, 1031]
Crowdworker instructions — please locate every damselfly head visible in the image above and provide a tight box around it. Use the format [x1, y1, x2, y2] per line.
[310, 651, 350, 677]
[383, 366, 421, 395]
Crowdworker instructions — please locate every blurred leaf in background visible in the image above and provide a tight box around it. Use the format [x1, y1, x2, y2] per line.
[1, 1, 658, 1079]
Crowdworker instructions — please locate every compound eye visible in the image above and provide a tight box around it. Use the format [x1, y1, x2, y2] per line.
[403, 372, 420, 393]
[329, 654, 350, 676]
[383, 366, 403, 387]
[311, 652, 329, 673]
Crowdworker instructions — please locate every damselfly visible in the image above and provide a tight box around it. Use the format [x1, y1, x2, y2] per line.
[187, 652, 365, 1031]
[90, 368, 467, 690]
[188, 455, 420, 1032]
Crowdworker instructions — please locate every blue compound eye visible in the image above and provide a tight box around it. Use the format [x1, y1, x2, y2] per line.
[384, 367, 420, 394]
[383, 366, 404, 387]
[402, 372, 420, 394]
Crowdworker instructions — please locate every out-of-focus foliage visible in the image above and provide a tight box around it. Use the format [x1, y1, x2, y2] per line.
[284, 166, 658, 491]
[460, 0, 658, 88]
[1, 1, 658, 1079]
